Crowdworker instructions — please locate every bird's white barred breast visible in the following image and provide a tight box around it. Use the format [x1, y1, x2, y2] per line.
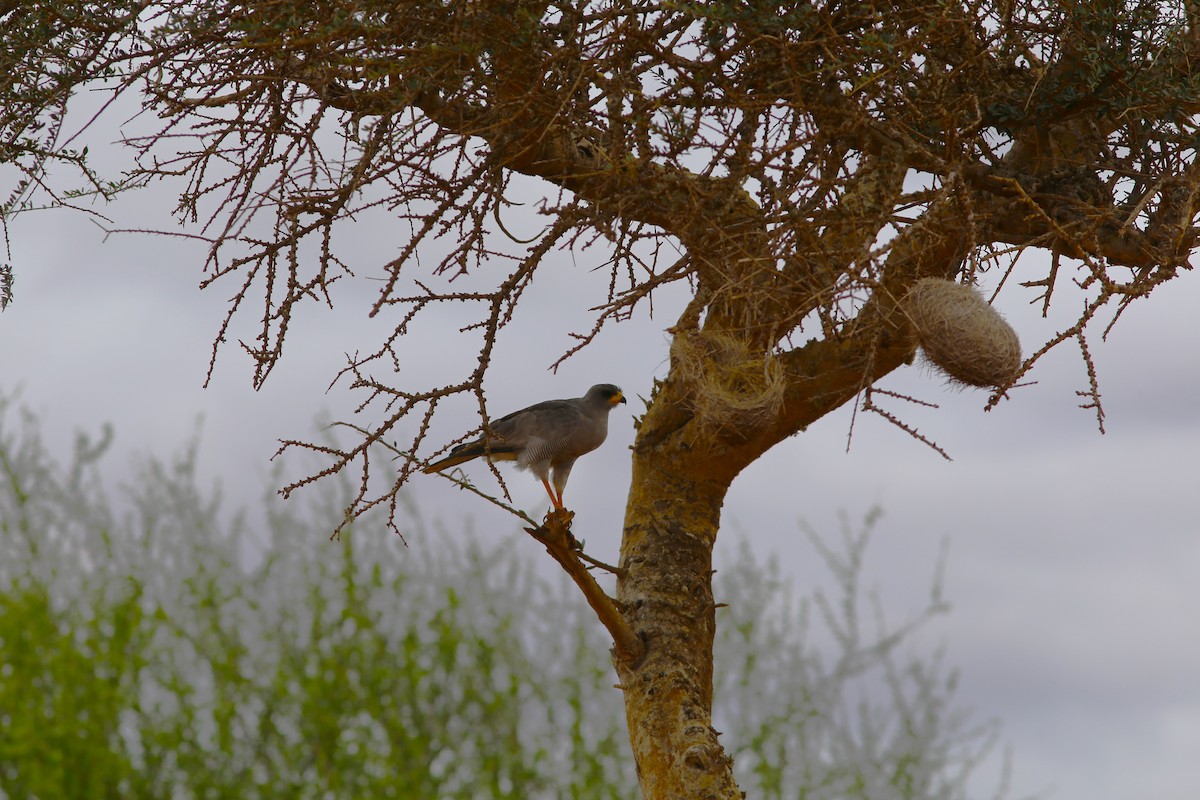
[517, 437, 567, 470]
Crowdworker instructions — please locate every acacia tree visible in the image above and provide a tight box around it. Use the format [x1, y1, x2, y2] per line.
[4, 1, 1199, 797]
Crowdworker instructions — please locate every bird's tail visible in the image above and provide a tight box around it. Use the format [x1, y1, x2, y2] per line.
[421, 442, 519, 473]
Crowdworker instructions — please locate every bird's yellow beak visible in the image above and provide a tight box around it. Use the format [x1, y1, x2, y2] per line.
[610, 391, 626, 406]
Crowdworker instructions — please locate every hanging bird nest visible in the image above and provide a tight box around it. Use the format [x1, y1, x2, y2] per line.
[671, 329, 786, 435]
[902, 278, 1022, 388]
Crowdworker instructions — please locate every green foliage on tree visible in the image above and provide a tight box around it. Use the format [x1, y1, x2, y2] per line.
[0, 2, 142, 220]
[0, 396, 1003, 799]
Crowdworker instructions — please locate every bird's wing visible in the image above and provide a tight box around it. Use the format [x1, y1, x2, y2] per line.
[517, 399, 613, 468]
[495, 400, 586, 465]
[421, 398, 579, 474]
[489, 398, 577, 431]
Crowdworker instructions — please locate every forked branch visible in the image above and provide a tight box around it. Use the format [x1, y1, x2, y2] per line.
[526, 510, 644, 665]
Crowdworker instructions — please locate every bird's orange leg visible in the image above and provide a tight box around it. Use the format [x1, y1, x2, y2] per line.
[541, 478, 563, 510]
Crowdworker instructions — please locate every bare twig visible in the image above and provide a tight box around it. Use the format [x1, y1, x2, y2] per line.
[861, 388, 952, 462]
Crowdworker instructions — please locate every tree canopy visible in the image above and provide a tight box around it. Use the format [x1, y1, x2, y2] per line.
[4, 1, 1196, 508]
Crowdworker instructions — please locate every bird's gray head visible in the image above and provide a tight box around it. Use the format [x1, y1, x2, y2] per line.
[585, 384, 626, 408]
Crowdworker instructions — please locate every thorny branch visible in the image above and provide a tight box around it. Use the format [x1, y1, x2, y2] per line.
[6, 0, 1200, 532]
[860, 388, 952, 462]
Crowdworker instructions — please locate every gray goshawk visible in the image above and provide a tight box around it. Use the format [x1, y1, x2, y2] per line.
[422, 384, 626, 510]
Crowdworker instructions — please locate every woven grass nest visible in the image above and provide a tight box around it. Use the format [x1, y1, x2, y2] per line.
[902, 278, 1022, 388]
[671, 330, 785, 434]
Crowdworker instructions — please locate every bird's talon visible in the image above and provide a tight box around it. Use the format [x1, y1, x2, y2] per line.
[544, 507, 575, 526]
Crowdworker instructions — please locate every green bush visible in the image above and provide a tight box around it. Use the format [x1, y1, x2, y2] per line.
[0, 396, 1005, 799]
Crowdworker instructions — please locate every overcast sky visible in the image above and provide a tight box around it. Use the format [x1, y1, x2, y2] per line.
[3, 121, 1199, 800]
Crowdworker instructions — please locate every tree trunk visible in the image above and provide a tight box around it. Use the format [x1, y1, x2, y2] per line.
[614, 427, 739, 799]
